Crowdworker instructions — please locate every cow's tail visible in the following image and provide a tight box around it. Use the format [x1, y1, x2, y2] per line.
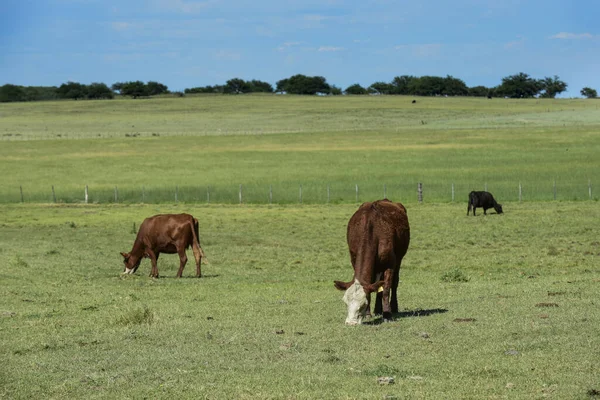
[191, 218, 207, 262]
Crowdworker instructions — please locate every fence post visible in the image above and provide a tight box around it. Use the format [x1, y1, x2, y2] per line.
[553, 179, 556, 200]
[175, 185, 179, 203]
[142, 186, 145, 203]
[589, 179, 592, 200]
[239, 184, 242, 204]
[52, 185, 56, 203]
[327, 184, 330, 204]
[355, 184, 359, 203]
[417, 183, 423, 203]
[85, 185, 88, 204]
[299, 185, 303, 204]
[269, 185, 272, 205]
[519, 182, 522, 202]
[207, 187, 210, 204]
[20, 185, 24, 203]
[384, 184, 387, 199]
[451, 183, 455, 202]
[114, 186, 118, 203]
[484, 182, 488, 192]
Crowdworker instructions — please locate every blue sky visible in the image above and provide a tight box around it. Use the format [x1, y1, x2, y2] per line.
[1, 0, 599, 96]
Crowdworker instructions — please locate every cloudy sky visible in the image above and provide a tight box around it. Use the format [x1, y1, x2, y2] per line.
[1, 0, 598, 96]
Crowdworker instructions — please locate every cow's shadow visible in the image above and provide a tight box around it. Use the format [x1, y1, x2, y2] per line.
[363, 308, 448, 325]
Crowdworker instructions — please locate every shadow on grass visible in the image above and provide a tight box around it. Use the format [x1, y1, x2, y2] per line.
[363, 308, 448, 325]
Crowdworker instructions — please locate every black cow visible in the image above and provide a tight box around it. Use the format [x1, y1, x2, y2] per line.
[467, 191, 503, 216]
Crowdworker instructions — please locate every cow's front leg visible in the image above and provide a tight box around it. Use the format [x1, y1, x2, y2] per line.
[365, 292, 372, 319]
[176, 249, 188, 278]
[148, 251, 159, 278]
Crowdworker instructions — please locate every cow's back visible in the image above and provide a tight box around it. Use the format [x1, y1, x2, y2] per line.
[138, 213, 196, 250]
[347, 200, 410, 264]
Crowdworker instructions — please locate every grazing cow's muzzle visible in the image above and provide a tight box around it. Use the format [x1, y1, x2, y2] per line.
[342, 281, 368, 325]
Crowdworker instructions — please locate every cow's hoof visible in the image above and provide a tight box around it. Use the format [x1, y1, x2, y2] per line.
[382, 312, 393, 322]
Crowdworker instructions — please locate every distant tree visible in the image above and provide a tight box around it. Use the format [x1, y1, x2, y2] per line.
[120, 81, 149, 98]
[468, 85, 490, 97]
[496, 72, 543, 98]
[275, 74, 331, 95]
[368, 82, 393, 95]
[330, 85, 343, 95]
[391, 75, 417, 94]
[111, 82, 125, 94]
[184, 85, 224, 94]
[86, 82, 114, 99]
[224, 78, 250, 94]
[580, 87, 597, 98]
[146, 81, 169, 95]
[407, 76, 445, 96]
[57, 81, 88, 100]
[539, 75, 567, 98]
[344, 83, 367, 95]
[247, 80, 274, 93]
[442, 75, 469, 96]
[0, 84, 26, 102]
[22, 86, 59, 101]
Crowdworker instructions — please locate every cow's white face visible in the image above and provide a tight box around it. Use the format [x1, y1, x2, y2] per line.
[342, 280, 369, 325]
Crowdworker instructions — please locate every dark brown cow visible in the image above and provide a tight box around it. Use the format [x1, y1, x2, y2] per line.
[120, 213, 205, 278]
[467, 191, 503, 216]
[334, 199, 410, 325]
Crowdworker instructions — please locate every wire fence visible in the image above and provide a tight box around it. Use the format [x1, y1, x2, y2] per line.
[3, 180, 596, 205]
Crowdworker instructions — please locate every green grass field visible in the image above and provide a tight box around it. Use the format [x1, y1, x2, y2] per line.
[1, 95, 599, 398]
[1, 95, 599, 204]
[0, 202, 599, 399]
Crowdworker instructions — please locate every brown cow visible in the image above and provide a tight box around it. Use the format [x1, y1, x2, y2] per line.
[334, 199, 410, 325]
[120, 213, 205, 278]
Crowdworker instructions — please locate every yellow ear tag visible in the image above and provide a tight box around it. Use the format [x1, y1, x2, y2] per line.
[378, 286, 384, 293]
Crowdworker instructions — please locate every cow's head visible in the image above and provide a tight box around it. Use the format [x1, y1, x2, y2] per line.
[120, 252, 141, 274]
[334, 279, 384, 325]
[494, 203, 503, 214]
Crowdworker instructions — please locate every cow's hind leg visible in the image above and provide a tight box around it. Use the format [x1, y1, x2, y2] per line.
[176, 248, 188, 278]
[381, 268, 395, 322]
[391, 266, 400, 314]
[192, 244, 202, 277]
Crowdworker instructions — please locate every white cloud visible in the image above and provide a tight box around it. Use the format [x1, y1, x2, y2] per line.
[504, 35, 525, 49]
[111, 22, 131, 31]
[276, 42, 303, 52]
[550, 32, 594, 40]
[318, 46, 344, 52]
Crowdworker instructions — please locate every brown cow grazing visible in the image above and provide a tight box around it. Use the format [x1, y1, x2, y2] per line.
[121, 213, 205, 278]
[334, 199, 410, 325]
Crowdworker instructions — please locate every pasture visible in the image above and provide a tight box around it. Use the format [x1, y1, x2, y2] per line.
[1, 95, 599, 203]
[0, 202, 599, 399]
[1, 95, 599, 398]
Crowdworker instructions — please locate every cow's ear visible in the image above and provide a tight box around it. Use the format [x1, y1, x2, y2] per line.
[120, 252, 129, 259]
[334, 280, 352, 291]
[364, 280, 385, 294]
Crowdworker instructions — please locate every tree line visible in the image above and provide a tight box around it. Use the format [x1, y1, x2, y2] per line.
[1, 73, 598, 102]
